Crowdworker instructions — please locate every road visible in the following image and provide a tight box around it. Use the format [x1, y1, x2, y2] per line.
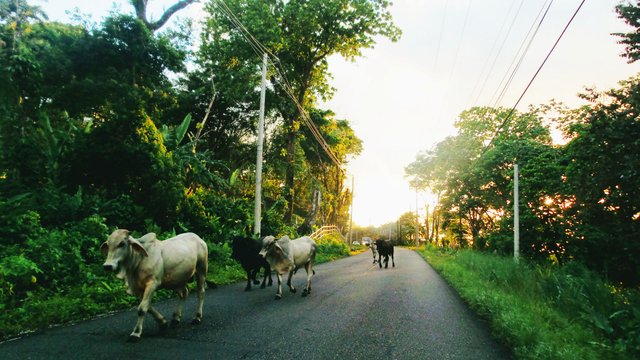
[0, 248, 511, 359]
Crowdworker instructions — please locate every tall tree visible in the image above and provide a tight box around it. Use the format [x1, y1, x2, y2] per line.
[560, 78, 640, 285]
[200, 0, 399, 224]
[614, 1, 640, 63]
[131, 0, 197, 32]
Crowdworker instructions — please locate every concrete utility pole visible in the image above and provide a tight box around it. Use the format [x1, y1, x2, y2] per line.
[514, 163, 520, 263]
[415, 187, 419, 247]
[254, 53, 268, 236]
[348, 175, 354, 245]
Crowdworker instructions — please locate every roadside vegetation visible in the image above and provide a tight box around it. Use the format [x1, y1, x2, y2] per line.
[0, 229, 350, 340]
[0, 0, 395, 341]
[418, 245, 640, 360]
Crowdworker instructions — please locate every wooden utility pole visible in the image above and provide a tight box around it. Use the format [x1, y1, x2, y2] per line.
[254, 53, 268, 236]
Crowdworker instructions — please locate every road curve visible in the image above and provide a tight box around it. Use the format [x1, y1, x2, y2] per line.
[1, 248, 511, 359]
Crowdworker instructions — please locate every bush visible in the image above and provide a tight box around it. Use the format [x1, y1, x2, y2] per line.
[418, 246, 640, 359]
[315, 234, 350, 264]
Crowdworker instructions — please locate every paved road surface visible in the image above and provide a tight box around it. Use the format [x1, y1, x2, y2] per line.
[0, 248, 511, 359]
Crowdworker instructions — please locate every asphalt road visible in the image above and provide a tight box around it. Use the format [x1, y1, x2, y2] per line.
[0, 248, 511, 359]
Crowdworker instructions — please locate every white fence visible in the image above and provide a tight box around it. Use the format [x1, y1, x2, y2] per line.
[309, 225, 346, 242]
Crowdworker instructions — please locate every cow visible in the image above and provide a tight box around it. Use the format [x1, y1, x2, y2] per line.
[370, 241, 378, 264]
[375, 239, 395, 269]
[101, 229, 208, 342]
[259, 235, 316, 300]
[231, 236, 273, 291]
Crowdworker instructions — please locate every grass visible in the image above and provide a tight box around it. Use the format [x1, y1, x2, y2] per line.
[417, 245, 639, 360]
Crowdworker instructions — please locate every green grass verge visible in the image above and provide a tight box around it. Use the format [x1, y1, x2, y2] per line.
[417, 245, 639, 360]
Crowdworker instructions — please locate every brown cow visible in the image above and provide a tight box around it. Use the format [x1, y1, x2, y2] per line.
[101, 229, 208, 341]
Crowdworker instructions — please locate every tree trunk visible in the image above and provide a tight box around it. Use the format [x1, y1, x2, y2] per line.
[284, 121, 296, 223]
[132, 0, 197, 32]
[425, 204, 430, 242]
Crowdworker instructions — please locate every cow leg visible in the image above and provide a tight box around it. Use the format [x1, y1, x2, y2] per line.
[267, 265, 273, 286]
[260, 265, 269, 289]
[129, 281, 158, 342]
[287, 270, 297, 293]
[391, 252, 395, 267]
[192, 269, 206, 324]
[251, 268, 261, 285]
[148, 306, 168, 330]
[378, 253, 383, 268]
[244, 269, 252, 291]
[384, 255, 389, 268]
[172, 286, 189, 326]
[302, 262, 313, 297]
[275, 272, 283, 300]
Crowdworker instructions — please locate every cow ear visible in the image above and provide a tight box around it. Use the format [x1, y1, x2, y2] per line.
[128, 237, 149, 257]
[100, 242, 109, 256]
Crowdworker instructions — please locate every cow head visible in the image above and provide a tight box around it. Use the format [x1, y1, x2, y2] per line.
[101, 229, 148, 278]
[258, 236, 279, 259]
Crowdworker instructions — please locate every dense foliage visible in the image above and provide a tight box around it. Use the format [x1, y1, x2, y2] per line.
[0, 0, 394, 339]
[406, 80, 640, 287]
[419, 246, 640, 360]
[404, 2, 640, 291]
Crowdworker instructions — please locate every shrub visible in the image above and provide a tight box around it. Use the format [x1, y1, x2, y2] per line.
[315, 234, 350, 264]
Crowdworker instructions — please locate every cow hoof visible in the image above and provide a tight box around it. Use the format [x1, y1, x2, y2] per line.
[127, 334, 141, 343]
[302, 290, 308, 297]
[171, 319, 181, 327]
[290, 288, 297, 294]
[274, 295, 282, 300]
[260, 284, 266, 289]
[253, 280, 260, 285]
[158, 321, 169, 331]
[191, 317, 202, 325]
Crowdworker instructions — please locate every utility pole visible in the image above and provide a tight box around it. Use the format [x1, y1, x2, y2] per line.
[348, 175, 354, 245]
[514, 163, 520, 263]
[254, 53, 268, 236]
[415, 187, 419, 247]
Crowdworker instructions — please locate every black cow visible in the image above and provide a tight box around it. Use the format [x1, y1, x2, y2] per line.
[375, 240, 395, 269]
[231, 236, 273, 291]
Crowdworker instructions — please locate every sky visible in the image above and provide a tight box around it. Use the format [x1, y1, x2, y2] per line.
[37, 0, 640, 227]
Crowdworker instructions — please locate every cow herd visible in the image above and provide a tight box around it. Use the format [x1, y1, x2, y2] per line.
[100, 229, 395, 342]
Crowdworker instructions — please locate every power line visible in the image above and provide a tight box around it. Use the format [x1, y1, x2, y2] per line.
[491, 0, 554, 109]
[467, 0, 518, 108]
[482, 0, 586, 154]
[472, 0, 526, 107]
[212, 0, 342, 168]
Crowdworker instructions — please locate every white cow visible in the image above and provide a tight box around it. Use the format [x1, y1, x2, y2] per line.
[101, 229, 208, 341]
[259, 235, 316, 300]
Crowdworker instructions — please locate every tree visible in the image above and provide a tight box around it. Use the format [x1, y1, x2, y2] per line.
[406, 106, 553, 248]
[199, 0, 399, 224]
[614, 1, 640, 63]
[131, 0, 197, 32]
[560, 78, 640, 285]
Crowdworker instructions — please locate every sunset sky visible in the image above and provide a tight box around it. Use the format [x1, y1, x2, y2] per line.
[39, 0, 640, 226]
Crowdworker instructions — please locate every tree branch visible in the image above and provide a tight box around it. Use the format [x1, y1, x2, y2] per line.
[133, 0, 198, 32]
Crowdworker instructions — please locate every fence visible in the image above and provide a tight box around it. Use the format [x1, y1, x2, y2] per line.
[309, 225, 346, 242]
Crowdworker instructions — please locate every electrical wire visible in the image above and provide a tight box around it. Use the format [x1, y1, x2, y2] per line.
[212, 0, 342, 168]
[491, 0, 554, 109]
[481, 0, 587, 154]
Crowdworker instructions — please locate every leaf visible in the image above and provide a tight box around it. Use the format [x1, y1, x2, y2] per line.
[175, 113, 192, 146]
[229, 168, 240, 186]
